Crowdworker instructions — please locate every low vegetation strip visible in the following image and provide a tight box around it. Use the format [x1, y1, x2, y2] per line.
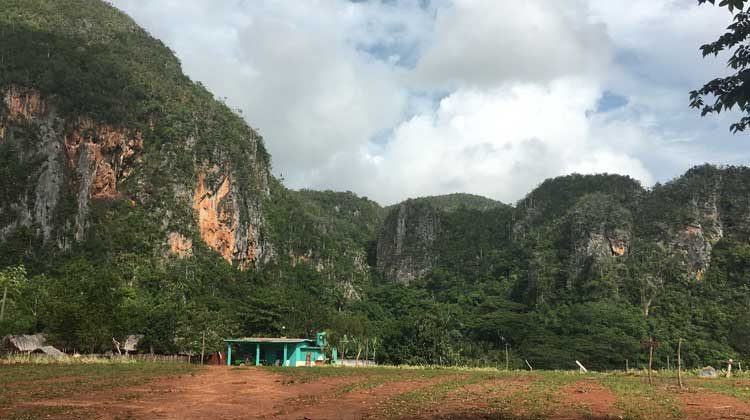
[600, 375, 684, 419]
[0, 362, 198, 412]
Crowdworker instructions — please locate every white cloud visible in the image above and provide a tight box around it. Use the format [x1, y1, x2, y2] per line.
[110, 0, 750, 205]
[345, 78, 654, 204]
[415, 0, 611, 88]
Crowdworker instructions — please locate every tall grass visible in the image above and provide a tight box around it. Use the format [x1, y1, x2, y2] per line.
[0, 354, 138, 365]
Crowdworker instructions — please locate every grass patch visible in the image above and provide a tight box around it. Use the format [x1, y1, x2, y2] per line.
[682, 376, 750, 402]
[0, 361, 199, 408]
[372, 374, 470, 418]
[600, 374, 683, 419]
[370, 370, 564, 419]
[488, 371, 580, 419]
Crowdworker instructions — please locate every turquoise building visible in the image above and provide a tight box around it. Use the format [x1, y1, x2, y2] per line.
[224, 332, 329, 367]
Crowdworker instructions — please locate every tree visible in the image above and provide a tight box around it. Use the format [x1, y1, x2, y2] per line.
[691, 0, 750, 132]
[0, 265, 27, 322]
[174, 304, 240, 362]
[43, 259, 124, 353]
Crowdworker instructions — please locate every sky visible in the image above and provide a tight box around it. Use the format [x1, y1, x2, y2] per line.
[110, 0, 750, 205]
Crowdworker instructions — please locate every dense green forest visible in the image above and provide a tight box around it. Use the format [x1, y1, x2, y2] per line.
[1, 0, 749, 371]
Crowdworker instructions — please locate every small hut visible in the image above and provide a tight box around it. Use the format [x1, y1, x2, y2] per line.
[32, 346, 65, 358]
[122, 335, 142, 354]
[2, 334, 64, 357]
[112, 334, 143, 355]
[2, 334, 47, 353]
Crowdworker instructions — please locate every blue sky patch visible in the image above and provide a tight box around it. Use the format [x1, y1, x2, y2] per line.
[596, 91, 629, 113]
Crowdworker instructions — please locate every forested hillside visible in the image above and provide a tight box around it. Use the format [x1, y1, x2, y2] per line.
[1, 0, 749, 371]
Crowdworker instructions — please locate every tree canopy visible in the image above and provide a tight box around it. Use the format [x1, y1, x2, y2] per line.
[691, 0, 750, 132]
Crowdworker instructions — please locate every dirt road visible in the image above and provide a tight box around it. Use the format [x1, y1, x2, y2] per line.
[11, 367, 750, 419]
[16, 367, 443, 419]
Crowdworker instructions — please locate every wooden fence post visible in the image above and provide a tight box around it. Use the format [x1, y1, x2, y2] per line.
[727, 359, 734, 378]
[677, 338, 683, 390]
[641, 339, 659, 386]
[648, 345, 654, 385]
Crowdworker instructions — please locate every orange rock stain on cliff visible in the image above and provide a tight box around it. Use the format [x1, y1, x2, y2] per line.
[685, 224, 702, 236]
[610, 239, 626, 256]
[193, 171, 258, 267]
[168, 232, 194, 258]
[193, 172, 238, 263]
[2, 86, 50, 143]
[3, 86, 143, 201]
[5, 86, 48, 119]
[64, 118, 143, 199]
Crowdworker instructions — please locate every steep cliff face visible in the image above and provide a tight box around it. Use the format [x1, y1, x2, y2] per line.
[510, 176, 643, 303]
[192, 168, 269, 268]
[0, 86, 64, 244]
[0, 0, 276, 269]
[0, 84, 271, 268]
[376, 200, 441, 284]
[641, 165, 750, 279]
[567, 192, 633, 285]
[64, 116, 144, 240]
[0, 86, 145, 244]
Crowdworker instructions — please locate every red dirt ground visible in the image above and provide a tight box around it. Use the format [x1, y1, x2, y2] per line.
[677, 388, 750, 420]
[14, 367, 453, 420]
[557, 379, 622, 419]
[21, 367, 357, 419]
[283, 379, 429, 420]
[13, 368, 750, 419]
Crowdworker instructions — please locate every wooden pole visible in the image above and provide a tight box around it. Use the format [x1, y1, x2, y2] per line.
[201, 331, 206, 366]
[505, 344, 510, 370]
[727, 359, 734, 378]
[648, 344, 654, 385]
[677, 338, 684, 390]
[626, 359, 629, 373]
[0, 285, 7, 321]
[525, 359, 533, 371]
[667, 355, 670, 371]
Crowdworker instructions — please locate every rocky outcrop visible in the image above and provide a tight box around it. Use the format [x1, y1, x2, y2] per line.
[646, 166, 729, 279]
[193, 168, 269, 268]
[1, 86, 65, 243]
[0, 85, 272, 268]
[568, 193, 633, 284]
[376, 200, 440, 284]
[0, 86, 145, 242]
[64, 118, 143, 239]
[167, 232, 193, 258]
[3, 85, 48, 120]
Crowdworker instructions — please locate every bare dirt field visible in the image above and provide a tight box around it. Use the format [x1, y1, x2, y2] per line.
[5, 363, 750, 419]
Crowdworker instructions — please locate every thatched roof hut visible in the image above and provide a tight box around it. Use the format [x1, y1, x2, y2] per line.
[2, 334, 65, 358]
[3, 334, 46, 353]
[122, 335, 143, 353]
[32, 346, 65, 358]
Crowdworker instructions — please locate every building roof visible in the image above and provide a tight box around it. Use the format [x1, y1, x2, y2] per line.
[122, 334, 143, 352]
[5, 334, 46, 352]
[224, 337, 314, 344]
[34, 346, 64, 358]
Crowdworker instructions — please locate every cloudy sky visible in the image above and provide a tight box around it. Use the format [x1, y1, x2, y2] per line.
[111, 0, 748, 205]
